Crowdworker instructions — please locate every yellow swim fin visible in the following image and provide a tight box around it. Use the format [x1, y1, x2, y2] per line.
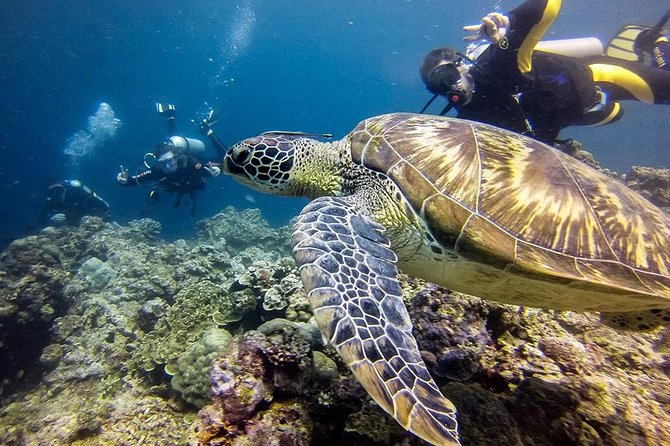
[606, 24, 649, 62]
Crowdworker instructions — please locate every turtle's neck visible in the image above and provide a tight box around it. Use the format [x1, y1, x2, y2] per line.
[290, 139, 351, 199]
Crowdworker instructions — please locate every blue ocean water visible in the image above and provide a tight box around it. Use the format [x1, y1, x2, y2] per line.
[0, 0, 667, 245]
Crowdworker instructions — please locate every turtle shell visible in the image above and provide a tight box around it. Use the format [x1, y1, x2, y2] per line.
[349, 113, 670, 309]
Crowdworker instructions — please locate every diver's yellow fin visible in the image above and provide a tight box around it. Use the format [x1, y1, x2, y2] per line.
[606, 24, 648, 62]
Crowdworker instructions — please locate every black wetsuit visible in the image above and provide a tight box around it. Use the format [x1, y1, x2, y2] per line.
[123, 158, 210, 192]
[121, 120, 228, 214]
[40, 180, 111, 225]
[454, 0, 670, 144]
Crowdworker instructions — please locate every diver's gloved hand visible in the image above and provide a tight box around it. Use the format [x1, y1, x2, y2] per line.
[197, 109, 218, 135]
[49, 213, 67, 225]
[117, 165, 129, 184]
[204, 163, 221, 177]
[156, 103, 176, 118]
[463, 12, 510, 43]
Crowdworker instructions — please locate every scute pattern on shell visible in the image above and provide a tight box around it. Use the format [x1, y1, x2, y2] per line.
[349, 113, 670, 306]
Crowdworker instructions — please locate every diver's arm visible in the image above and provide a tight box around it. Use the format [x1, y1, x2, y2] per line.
[204, 129, 228, 158]
[463, 13, 509, 43]
[197, 109, 228, 158]
[506, 0, 562, 73]
[79, 190, 112, 219]
[119, 168, 161, 187]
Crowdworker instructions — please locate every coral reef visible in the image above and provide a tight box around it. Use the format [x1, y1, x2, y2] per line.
[195, 206, 291, 254]
[625, 166, 670, 208]
[76, 257, 115, 291]
[558, 139, 600, 170]
[0, 228, 74, 383]
[0, 209, 293, 445]
[407, 281, 670, 445]
[1, 203, 669, 446]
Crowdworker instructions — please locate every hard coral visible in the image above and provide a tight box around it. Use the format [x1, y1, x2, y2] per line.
[171, 328, 233, 407]
[0, 232, 71, 381]
[625, 166, 670, 207]
[196, 207, 291, 254]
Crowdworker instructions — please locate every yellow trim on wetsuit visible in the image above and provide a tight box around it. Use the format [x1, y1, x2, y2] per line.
[517, 0, 562, 73]
[586, 102, 622, 127]
[589, 63, 655, 103]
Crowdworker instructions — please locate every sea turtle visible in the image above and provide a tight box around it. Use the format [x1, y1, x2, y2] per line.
[222, 113, 670, 446]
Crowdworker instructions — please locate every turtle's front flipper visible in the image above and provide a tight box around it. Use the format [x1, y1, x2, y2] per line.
[292, 196, 460, 446]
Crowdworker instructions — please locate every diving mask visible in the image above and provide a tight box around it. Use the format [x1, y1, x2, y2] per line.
[426, 57, 475, 106]
[157, 151, 178, 174]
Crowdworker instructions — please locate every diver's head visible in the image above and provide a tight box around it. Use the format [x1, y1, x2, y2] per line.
[420, 47, 475, 106]
[157, 150, 179, 174]
[46, 182, 67, 202]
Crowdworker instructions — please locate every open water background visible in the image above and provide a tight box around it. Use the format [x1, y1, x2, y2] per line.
[0, 0, 667, 244]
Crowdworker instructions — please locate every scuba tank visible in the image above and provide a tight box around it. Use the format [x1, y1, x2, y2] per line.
[535, 37, 604, 58]
[164, 135, 206, 156]
[466, 37, 604, 60]
[143, 136, 206, 169]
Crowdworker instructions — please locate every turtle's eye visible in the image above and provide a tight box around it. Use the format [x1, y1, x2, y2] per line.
[231, 144, 252, 164]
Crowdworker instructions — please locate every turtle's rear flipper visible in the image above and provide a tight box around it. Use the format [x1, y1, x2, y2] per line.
[601, 309, 670, 331]
[292, 195, 460, 446]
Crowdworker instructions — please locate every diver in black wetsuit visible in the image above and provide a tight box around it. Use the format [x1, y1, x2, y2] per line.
[39, 179, 111, 226]
[117, 104, 227, 216]
[419, 0, 670, 145]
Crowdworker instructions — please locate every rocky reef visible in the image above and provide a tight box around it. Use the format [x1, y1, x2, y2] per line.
[0, 198, 669, 445]
[625, 166, 670, 209]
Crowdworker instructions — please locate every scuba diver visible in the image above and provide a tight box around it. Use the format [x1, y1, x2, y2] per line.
[419, 0, 670, 146]
[39, 179, 111, 226]
[117, 103, 227, 216]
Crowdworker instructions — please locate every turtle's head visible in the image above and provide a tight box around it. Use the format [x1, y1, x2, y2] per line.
[224, 131, 343, 198]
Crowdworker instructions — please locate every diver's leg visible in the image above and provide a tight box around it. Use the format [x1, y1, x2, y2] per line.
[650, 36, 670, 70]
[141, 191, 160, 217]
[634, 26, 670, 70]
[575, 101, 624, 127]
[586, 55, 670, 104]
